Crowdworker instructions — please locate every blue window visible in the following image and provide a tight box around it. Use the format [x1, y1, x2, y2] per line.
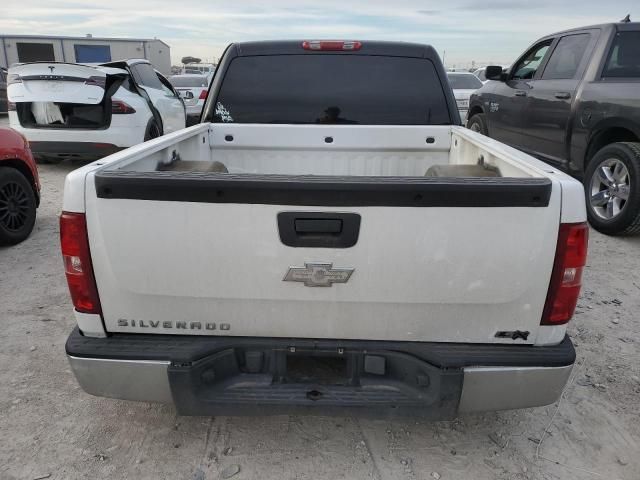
[74, 45, 111, 63]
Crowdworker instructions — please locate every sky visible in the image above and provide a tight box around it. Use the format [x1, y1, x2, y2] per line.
[1, 0, 637, 68]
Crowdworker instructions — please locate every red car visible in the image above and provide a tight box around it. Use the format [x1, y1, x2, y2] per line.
[0, 126, 40, 245]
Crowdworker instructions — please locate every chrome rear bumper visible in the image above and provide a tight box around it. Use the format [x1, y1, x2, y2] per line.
[67, 328, 575, 416]
[67, 356, 173, 403]
[68, 354, 572, 413]
[458, 365, 573, 412]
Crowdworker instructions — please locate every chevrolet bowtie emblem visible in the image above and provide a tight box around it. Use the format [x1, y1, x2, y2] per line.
[284, 263, 354, 287]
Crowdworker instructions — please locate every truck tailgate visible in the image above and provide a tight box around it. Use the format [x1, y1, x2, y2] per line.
[84, 175, 560, 345]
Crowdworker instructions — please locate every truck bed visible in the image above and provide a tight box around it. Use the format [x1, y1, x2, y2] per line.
[102, 123, 548, 178]
[64, 123, 583, 346]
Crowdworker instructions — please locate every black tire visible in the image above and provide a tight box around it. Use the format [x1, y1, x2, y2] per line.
[467, 113, 488, 136]
[0, 167, 37, 246]
[584, 142, 640, 236]
[144, 120, 162, 141]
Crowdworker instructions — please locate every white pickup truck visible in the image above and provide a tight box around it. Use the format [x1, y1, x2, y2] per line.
[63, 40, 588, 417]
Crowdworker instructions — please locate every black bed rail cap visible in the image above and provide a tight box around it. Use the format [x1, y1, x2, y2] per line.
[95, 171, 552, 208]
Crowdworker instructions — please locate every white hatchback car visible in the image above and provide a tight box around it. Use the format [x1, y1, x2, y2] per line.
[446, 72, 484, 122]
[7, 59, 186, 162]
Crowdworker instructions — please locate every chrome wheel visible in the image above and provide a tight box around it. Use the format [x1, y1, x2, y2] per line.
[0, 181, 30, 232]
[590, 158, 630, 220]
[469, 122, 481, 132]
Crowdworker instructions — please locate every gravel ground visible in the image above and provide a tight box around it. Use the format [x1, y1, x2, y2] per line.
[1, 151, 639, 480]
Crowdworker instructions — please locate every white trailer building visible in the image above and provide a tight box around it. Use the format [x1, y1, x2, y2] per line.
[0, 34, 171, 75]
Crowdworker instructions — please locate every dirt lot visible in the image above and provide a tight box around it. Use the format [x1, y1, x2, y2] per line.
[1, 145, 639, 479]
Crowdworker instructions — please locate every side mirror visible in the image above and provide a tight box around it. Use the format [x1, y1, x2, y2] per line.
[485, 65, 505, 81]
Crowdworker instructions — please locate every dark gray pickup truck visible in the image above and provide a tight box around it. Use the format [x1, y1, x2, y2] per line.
[468, 20, 640, 235]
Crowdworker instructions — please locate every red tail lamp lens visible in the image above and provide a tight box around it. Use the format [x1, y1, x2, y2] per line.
[541, 223, 589, 325]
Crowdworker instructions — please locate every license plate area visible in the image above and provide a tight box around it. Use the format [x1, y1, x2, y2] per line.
[286, 353, 349, 385]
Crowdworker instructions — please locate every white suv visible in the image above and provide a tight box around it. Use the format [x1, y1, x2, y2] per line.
[7, 59, 186, 162]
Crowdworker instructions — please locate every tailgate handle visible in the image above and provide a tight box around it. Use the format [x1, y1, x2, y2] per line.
[278, 212, 361, 248]
[294, 218, 343, 234]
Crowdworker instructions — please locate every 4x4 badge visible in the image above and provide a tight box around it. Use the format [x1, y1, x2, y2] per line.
[284, 263, 354, 287]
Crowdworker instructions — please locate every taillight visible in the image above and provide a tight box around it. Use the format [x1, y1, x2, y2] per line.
[541, 223, 589, 325]
[85, 76, 106, 88]
[199, 89, 208, 100]
[302, 40, 362, 51]
[60, 212, 101, 315]
[111, 100, 136, 114]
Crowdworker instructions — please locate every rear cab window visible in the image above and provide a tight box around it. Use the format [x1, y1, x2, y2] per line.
[602, 30, 640, 78]
[210, 55, 451, 125]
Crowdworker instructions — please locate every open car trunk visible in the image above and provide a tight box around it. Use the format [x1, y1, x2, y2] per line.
[7, 63, 126, 129]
